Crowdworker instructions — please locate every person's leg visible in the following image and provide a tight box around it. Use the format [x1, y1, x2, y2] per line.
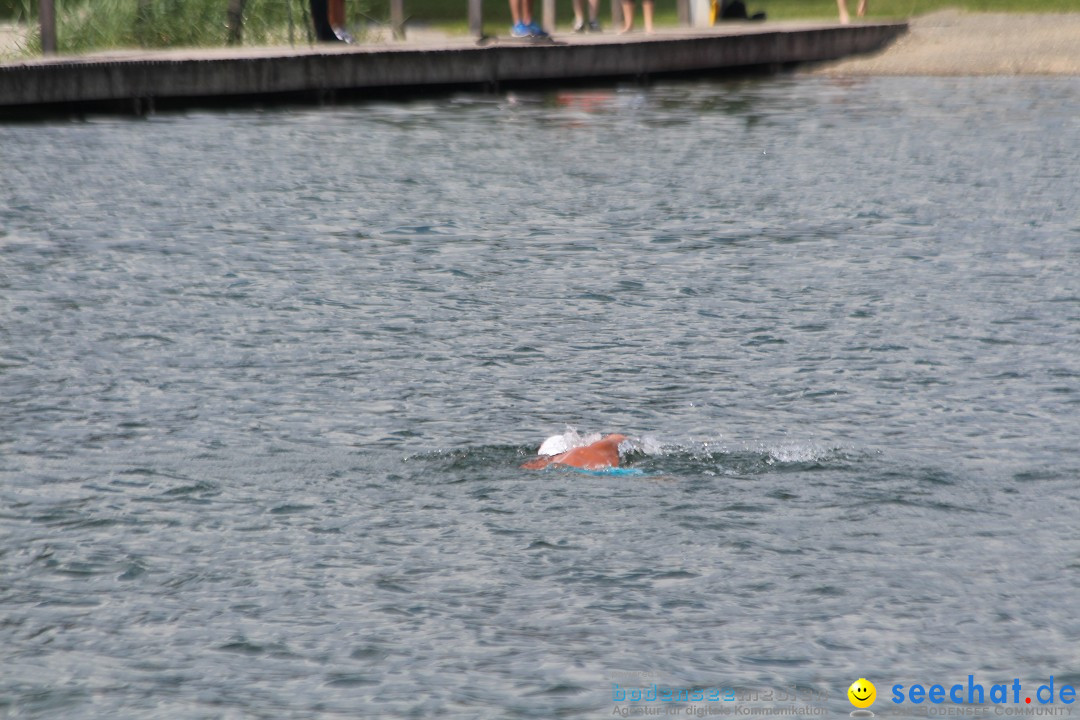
[509, 0, 523, 25]
[836, 0, 850, 23]
[856, 0, 867, 17]
[573, 0, 585, 28]
[620, 0, 634, 32]
[328, 0, 353, 41]
[642, 0, 653, 32]
[310, 0, 334, 40]
[523, 0, 548, 35]
[328, 0, 344, 27]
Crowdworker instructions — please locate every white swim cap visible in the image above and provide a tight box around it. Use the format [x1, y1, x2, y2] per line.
[538, 435, 570, 456]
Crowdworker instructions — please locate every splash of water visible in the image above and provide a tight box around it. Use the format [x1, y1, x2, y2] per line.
[765, 442, 835, 464]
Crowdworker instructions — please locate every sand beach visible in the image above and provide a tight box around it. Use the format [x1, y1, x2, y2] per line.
[811, 10, 1080, 75]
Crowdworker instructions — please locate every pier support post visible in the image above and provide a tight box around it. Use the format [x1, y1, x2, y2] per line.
[611, 0, 623, 30]
[391, 0, 405, 38]
[469, 0, 483, 37]
[677, 0, 690, 25]
[226, 0, 248, 44]
[39, 0, 56, 54]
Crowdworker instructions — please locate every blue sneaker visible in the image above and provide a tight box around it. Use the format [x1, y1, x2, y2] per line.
[527, 21, 549, 37]
[511, 22, 530, 37]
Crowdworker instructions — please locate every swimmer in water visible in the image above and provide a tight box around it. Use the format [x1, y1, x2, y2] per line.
[521, 433, 627, 470]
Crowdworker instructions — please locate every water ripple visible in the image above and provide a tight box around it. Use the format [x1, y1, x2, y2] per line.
[1, 76, 1078, 719]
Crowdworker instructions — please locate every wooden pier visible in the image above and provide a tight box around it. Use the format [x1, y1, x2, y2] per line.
[0, 22, 906, 117]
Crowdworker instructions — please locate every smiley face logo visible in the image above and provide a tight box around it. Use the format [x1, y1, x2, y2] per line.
[848, 679, 876, 708]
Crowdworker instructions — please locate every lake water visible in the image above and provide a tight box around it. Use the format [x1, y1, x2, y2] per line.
[1, 75, 1079, 719]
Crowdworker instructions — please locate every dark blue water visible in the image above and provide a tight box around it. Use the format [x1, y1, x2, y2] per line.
[1, 76, 1079, 719]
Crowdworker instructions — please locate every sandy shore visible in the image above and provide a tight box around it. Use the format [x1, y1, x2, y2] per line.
[811, 10, 1080, 75]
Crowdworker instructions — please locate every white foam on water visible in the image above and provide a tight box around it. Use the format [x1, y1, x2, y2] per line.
[618, 435, 666, 456]
[765, 442, 834, 464]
